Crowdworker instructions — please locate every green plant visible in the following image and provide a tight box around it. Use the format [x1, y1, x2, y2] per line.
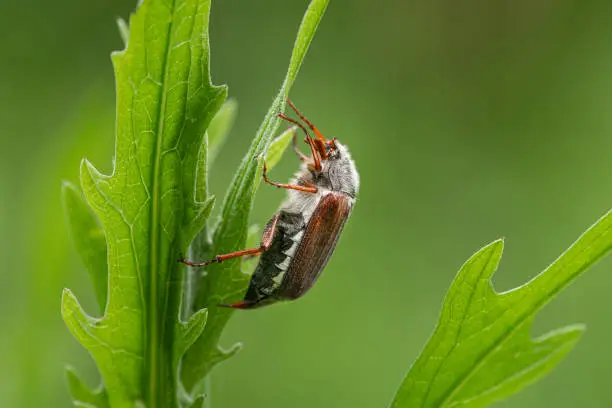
[61, 0, 328, 406]
[390, 210, 612, 407]
[61, 0, 612, 407]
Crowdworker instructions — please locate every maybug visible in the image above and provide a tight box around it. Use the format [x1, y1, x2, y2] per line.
[181, 100, 359, 309]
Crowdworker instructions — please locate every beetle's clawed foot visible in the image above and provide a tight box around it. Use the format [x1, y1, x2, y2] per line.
[178, 256, 217, 268]
[218, 300, 257, 309]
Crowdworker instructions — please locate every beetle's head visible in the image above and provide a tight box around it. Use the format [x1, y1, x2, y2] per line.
[305, 133, 342, 171]
[278, 100, 345, 173]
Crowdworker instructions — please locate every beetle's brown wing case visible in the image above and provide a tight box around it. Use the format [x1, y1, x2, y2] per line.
[278, 192, 352, 300]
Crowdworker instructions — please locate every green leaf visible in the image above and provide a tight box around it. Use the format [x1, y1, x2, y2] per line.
[181, 98, 236, 266]
[183, 99, 237, 280]
[61, 182, 108, 313]
[265, 126, 296, 170]
[238, 224, 262, 276]
[207, 99, 238, 165]
[187, 395, 205, 408]
[62, 0, 225, 407]
[183, 99, 239, 319]
[245, 223, 261, 249]
[181, 0, 330, 393]
[116, 17, 129, 48]
[391, 208, 612, 408]
[175, 308, 209, 361]
[185, 113, 291, 303]
[65, 366, 109, 408]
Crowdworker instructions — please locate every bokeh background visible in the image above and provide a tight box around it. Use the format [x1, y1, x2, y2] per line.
[3, 0, 612, 406]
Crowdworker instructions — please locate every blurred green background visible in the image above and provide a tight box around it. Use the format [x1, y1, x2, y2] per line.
[3, 0, 612, 406]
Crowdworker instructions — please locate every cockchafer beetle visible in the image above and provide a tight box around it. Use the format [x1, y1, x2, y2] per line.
[181, 100, 359, 309]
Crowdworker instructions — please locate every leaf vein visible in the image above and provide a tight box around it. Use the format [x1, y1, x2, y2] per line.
[422, 248, 498, 407]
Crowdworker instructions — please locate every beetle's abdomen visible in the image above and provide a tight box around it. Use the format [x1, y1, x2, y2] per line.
[244, 211, 306, 303]
[278, 192, 352, 300]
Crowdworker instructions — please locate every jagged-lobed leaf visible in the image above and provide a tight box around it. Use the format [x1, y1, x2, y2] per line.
[391, 209, 612, 408]
[265, 126, 297, 170]
[62, 99, 241, 408]
[181, 0, 330, 393]
[61, 0, 225, 407]
[184, 104, 293, 321]
[183, 98, 239, 297]
[207, 99, 238, 165]
[62, 182, 108, 313]
[65, 366, 110, 408]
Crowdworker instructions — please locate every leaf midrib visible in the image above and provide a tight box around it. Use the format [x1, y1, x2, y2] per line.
[420, 248, 496, 407]
[147, 1, 176, 406]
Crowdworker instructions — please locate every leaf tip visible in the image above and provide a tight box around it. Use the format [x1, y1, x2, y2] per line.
[490, 237, 505, 247]
[79, 158, 110, 203]
[61, 287, 75, 303]
[455, 238, 505, 285]
[217, 342, 243, 361]
[80, 158, 101, 178]
[65, 364, 98, 396]
[61, 288, 82, 320]
[65, 364, 109, 408]
[187, 395, 205, 408]
[61, 180, 78, 194]
[177, 308, 210, 360]
[480, 238, 505, 261]
[186, 307, 209, 330]
[223, 97, 238, 113]
[219, 83, 229, 97]
[116, 17, 129, 47]
[61, 288, 100, 347]
[61, 181, 79, 211]
[64, 363, 79, 382]
[539, 322, 587, 342]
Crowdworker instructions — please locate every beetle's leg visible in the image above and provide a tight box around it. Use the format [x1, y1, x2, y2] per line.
[218, 300, 252, 309]
[242, 253, 261, 262]
[180, 214, 280, 267]
[286, 99, 326, 141]
[277, 113, 321, 170]
[263, 161, 318, 193]
[276, 123, 309, 162]
[290, 128, 309, 162]
[305, 135, 322, 171]
[218, 297, 269, 309]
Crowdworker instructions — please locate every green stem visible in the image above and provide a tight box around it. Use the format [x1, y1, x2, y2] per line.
[148, 0, 177, 403]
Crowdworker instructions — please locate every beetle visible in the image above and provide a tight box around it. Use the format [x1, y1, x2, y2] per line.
[180, 100, 359, 309]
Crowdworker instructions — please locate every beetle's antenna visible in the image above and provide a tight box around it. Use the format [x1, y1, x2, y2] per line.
[278, 112, 309, 140]
[287, 99, 326, 141]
